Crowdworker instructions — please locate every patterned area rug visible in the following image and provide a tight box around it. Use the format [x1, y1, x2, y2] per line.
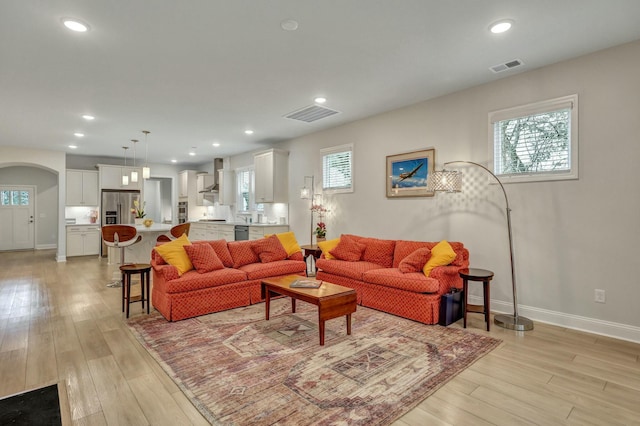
[127, 299, 501, 425]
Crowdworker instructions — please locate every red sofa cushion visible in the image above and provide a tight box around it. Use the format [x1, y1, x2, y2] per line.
[163, 268, 248, 294]
[251, 235, 288, 263]
[184, 243, 225, 273]
[344, 234, 395, 268]
[363, 268, 440, 293]
[193, 239, 234, 268]
[228, 240, 260, 268]
[239, 260, 306, 280]
[393, 240, 430, 268]
[316, 258, 384, 281]
[398, 247, 431, 273]
[330, 235, 366, 261]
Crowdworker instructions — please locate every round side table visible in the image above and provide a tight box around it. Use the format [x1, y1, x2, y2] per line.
[459, 268, 494, 331]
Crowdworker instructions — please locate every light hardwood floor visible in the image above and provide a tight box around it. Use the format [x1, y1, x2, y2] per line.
[1, 249, 638, 425]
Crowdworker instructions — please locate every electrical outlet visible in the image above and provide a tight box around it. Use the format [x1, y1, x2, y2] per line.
[594, 289, 606, 303]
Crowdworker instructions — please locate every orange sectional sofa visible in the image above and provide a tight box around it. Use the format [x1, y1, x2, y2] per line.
[151, 239, 306, 321]
[316, 235, 469, 324]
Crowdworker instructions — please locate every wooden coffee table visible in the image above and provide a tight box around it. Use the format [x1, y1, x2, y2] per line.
[261, 275, 357, 345]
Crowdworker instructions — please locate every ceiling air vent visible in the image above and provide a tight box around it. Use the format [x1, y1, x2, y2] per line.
[490, 59, 524, 73]
[284, 104, 340, 123]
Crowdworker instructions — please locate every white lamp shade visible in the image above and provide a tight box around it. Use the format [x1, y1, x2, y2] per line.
[300, 187, 311, 199]
[142, 166, 150, 179]
[122, 174, 129, 186]
[131, 170, 138, 183]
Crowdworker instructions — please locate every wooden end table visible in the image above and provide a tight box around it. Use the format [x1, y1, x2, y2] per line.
[459, 268, 494, 331]
[120, 263, 152, 318]
[261, 275, 356, 345]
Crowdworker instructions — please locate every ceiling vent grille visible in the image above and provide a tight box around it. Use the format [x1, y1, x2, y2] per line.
[284, 104, 340, 123]
[490, 59, 524, 73]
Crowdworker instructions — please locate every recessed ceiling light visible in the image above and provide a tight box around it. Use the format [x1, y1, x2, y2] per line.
[314, 97, 327, 104]
[171, 159, 177, 163]
[212, 142, 220, 147]
[489, 20, 513, 34]
[74, 132, 84, 137]
[62, 18, 90, 32]
[189, 152, 196, 156]
[281, 19, 299, 31]
[82, 114, 95, 120]
[68, 145, 78, 149]
[244, 130, 254, 135]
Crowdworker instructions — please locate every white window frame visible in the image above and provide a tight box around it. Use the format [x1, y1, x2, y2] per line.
[488, 94, 578, 183]
[321, 144, 353, 194]
[235, 166, 263, 213]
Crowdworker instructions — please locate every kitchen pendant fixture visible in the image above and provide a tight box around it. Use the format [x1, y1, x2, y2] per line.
[142, 130, 151, 179]
[122, 146, 129, 186]
[130, 139, 139, 183]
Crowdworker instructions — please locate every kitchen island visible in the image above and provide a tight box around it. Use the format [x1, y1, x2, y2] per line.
[107, 223, 173, 265]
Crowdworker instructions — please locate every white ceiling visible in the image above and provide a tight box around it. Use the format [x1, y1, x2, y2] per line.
[2, 0, 640, 166]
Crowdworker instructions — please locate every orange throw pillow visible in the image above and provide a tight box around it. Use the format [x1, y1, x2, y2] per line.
[252, 235, 288, 263]
[398, 247, 431, 273]
[184, 243, 225, 273]
[330, 235, 366, 262]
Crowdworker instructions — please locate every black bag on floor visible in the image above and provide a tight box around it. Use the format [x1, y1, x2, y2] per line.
[438, 289, 463, 326]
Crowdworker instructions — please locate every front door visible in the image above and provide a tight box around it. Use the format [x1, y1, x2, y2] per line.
[0, 186, 35, 250]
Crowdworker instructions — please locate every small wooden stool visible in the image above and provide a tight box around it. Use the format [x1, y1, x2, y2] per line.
[460, 268, 494, 331]
[120, 263, 152, 318]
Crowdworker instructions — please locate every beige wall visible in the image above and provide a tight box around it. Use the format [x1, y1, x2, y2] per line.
[272, 40, 640, 340]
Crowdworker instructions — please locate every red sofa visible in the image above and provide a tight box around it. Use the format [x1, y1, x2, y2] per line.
[316, 236, 469, 324]
[151, 239, 306, 321]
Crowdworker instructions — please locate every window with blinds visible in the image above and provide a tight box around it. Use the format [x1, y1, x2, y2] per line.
[321, 144, 353, 193]
[489, 94, 578, 183]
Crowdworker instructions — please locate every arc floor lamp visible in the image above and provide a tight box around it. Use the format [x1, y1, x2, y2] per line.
[427, 161, 533, 331]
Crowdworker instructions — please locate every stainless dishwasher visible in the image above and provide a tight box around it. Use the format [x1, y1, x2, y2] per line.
[234, 225, 249, 241]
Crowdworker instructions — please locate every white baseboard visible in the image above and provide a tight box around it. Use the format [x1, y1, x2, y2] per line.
[468, 295, 640, 344]
[37, 244, 57, 250]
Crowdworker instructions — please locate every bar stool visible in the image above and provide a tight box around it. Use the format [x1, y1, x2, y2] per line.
[101, 225, 142, 287]
[460, 268, 494, 331]
[156, 222, 191, 243]
[120, 263, 152, 318]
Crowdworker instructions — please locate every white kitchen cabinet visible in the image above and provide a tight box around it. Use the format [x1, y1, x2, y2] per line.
[189, 222, 207, 241]
[179, 170, 197, 199]
[218, 224, 235, 241]
[217, 169, 234, 205]
[66, 170, 99, 206]
[66, 225, 101, 257]
[99, 164, 143, 190]
[196, 173, 215, 206]
[189, 222, 236, 241]
[254, 149, 289, 203]
[248, 225, 289, 240]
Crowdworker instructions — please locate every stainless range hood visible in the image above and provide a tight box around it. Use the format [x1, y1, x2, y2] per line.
[199, 158, 223, 193]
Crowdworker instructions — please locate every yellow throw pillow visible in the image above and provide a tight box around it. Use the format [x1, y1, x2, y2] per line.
[318, 238, 340, 260]
[272, 231, 301, 257]
[154, 234, 193, 275]
[423, 240, 457, 277]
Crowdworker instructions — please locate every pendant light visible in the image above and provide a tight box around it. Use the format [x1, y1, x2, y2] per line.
[142, 130, 151, 179]
[122, 146, 129, 186]
[130, 139, 139, 183]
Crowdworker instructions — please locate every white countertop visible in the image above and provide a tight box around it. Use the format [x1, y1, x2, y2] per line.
[134, 223, 172, 232]
[190, 220, 288, 227]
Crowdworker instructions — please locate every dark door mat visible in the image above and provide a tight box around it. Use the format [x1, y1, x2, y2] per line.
[0, 384, 62, 426]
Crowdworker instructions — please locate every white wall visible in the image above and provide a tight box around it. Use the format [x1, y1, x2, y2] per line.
[269, 40, 640, 341]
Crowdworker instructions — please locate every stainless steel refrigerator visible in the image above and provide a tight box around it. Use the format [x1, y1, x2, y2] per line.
[101, 190, 141, 255]
[102, 190, 141, 225]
